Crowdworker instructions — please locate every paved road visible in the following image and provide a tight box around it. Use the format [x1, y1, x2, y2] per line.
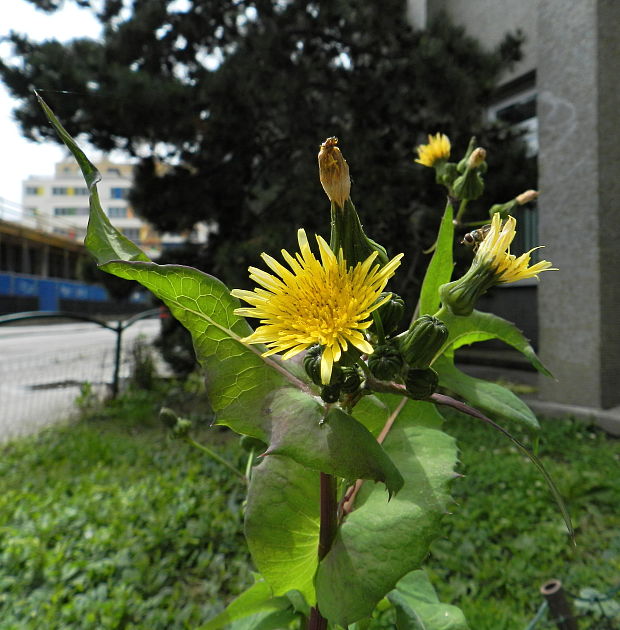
[0, 319, 161, 443]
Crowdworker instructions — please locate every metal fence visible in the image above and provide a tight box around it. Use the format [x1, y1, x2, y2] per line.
[0, 309, 162, 444]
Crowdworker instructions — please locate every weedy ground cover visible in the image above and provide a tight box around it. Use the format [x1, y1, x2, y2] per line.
[1, 386, 618, 629]
[429, 410, 620, 629]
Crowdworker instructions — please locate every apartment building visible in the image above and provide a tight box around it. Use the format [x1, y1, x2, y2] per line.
[22, 157, 167, 257]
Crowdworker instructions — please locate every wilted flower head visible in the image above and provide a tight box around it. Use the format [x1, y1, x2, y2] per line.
[415, 133, 451, 167]
[232, 229, 403, 384]
[318, 137, 351, 208]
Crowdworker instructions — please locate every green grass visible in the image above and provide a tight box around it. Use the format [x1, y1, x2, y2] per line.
[428, 410, 620, 629]
[0, 389, 251, 629]
[1, 387, 618, 629]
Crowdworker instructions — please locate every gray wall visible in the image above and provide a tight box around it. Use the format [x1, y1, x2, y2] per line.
[407, 0, 536, 84]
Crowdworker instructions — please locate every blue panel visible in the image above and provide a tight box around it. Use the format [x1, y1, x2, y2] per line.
[0, 274, 12, 295]
[14, 276, 38, 297]
[38, 280, 58, 310]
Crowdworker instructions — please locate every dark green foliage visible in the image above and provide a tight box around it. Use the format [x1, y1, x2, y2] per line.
[371, 292, 405, 338]
[1, 1, 532, 307]
[399, 315, 449, 368]
[320, 383, 341, 403]
[341, 365, 363, 394]
[367, 343, 404, 381]
[404, 366, 439, 399]
[303, 344, 324, 386]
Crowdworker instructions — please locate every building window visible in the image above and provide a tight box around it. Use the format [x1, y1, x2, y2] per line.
[488, 88, 538, 157]
[53, 187, 68, 195]
[111, 187, 129, 200]
[54, 207, 90, 216]
[122, 227, 140, 241]
[108, 206, 128, 218]
[74, 187, 89, 196]
[107, 168, 121, 176]
[25, 186, 43, 196]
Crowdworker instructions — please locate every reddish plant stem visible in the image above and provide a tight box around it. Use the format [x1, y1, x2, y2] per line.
[308, 472, 338, 630]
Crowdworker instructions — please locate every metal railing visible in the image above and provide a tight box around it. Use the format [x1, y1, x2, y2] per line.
[0, 309, 162, 443]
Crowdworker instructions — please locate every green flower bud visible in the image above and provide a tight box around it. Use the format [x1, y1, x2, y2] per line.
[321, 384, 341, 404]
[160, 407, 192, 439]
[439, 263, 496, 317]
[240, 434, 268, 453]
[341, 365, 363, 394]
[160, 407, 179, 429]
[370, 292, 405, 337]
[405, 367, 439, 399]
[457, 137, 477, 173]
[367, 343, 404, 381]
[303, 345, 323, 385]
[304, 345, 344, 386]
[435, 161, 459, 190]
[489, 200, 517, 220]
[398, 316, 448, 368]
[453, 168, 485, 201]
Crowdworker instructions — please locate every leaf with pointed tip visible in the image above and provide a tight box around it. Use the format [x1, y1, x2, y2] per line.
[419, 203, 455, 316]
[388, 570, 469, 630]
[315, 401, 458, 626]
[36, 93, 149, 265]
[438, 309, 552, 377]
[434, 355, 540, 432]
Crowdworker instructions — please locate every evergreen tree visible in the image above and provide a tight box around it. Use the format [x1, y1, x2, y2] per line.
[1, 0, 532, 304]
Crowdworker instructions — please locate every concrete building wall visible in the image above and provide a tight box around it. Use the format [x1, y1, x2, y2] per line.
[537, 0, 620, 410]
[407, 0, 536, 84]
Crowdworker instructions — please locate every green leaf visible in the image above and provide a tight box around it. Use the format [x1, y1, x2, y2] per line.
[434, 355, 540, 432]
[315, 401, 458, 626]
[388, 570, 469, 630]
[419, 203, 454, 316]
[265, 388, 404, 496]
[438, 309, 552, 377]
[101, 261, 297, 441]
[200, 580, 291, 630]
[350, 394, 391, 437]
[244, 456, 320, 605]
[36, 93, 149, 265]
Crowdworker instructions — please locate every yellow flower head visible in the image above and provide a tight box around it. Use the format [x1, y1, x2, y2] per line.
[475, 213, 555, 283]
[231, 229, 403, 385]
[415, 133, 451, 167]
[318, 137, 351, 208]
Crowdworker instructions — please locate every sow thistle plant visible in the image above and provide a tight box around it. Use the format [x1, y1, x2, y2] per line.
[38, 94, 572, 630]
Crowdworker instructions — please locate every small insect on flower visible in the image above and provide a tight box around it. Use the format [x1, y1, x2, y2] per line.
[231, 229, 403, 386]
[461, 224, 492, 252]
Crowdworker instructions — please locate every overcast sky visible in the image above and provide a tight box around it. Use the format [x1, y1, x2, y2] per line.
[0, 0, 102, 210]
